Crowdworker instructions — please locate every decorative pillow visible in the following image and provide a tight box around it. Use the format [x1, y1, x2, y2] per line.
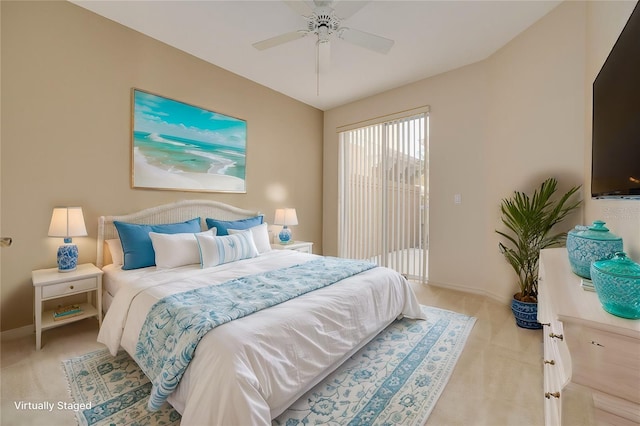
[196, 230, 258, 268]
[150, 229, 216, 269]
[114, 218, 201, 270]
[105, 239, 124, 266]
[229, 223, 271, 254]
[205, 215, 264, 236]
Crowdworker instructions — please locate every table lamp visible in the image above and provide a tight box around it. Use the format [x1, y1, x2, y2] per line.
[48, 207, 87, 272]
[274, 208, 298, 244]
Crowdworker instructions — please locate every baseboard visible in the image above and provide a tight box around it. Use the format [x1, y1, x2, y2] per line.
[1, 324, 33, 341]
[423, 280, 512, 305]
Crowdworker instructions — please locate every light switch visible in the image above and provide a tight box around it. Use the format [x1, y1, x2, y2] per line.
[454, 194, 462, 204]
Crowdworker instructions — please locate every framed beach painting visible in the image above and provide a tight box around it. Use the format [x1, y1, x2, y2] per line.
[131, 89, 247, 193]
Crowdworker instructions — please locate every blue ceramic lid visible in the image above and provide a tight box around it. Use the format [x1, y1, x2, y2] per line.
[592, 252, 640, 278]
[569, 220, 622, 241]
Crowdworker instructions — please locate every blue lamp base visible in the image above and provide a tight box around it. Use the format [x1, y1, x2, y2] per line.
[278, 226, 292, 244]
[57, 244, 79, 272]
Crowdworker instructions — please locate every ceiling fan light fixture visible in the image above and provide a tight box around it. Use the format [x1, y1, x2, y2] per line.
[252, 0, 394, 84]
[306, 9, 340, 35]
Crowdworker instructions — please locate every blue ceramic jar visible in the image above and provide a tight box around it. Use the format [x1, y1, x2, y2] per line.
[591, 252, 640, 319]
[566, 220, 623, 279]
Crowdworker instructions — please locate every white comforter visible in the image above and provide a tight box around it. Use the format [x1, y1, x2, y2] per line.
[97, 250, 425, 425]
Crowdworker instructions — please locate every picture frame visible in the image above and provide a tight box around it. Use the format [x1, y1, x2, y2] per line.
[131, 88, 247, 193]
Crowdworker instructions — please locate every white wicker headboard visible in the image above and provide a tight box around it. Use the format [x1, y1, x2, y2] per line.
[97, 199, 262, 268]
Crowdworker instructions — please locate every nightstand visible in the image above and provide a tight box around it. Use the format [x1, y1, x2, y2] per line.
[32, 263, 103, 350]
[271, 241, 313, 254]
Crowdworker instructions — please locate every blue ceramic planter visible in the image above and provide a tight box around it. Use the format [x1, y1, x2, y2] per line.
[567, 221, 623, 279]
[511, 297, 542, 329]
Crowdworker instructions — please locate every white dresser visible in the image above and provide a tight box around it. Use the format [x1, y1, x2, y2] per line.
[538, 248, 640, 426]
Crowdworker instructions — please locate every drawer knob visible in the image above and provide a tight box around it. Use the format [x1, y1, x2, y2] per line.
[69, 285, 74, 290]
[591, 340, 604, 347]
[544, 359, 556, 365]
[549, 333, 563, 341]
[545, 392, 560, 399]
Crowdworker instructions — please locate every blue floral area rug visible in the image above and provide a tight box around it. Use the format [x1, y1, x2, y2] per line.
[63, 306, 475, 426]
[274, 306, 476, 425]
[62, 349, 181, 426]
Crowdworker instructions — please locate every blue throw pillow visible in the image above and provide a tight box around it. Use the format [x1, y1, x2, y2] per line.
[114, 217, 201, 270]
[205, 215, 264, 236]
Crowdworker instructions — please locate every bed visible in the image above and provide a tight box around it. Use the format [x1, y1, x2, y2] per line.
[96, 200, 426, 425]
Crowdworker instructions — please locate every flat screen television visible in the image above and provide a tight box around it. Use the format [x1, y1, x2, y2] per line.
[591, 1, 640, 199]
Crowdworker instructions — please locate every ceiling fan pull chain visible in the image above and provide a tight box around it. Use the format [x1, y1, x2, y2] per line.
[316, 40, 321, 96]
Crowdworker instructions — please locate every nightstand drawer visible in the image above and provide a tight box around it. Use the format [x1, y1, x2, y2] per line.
[271, 241, 313, 253]
[41, 277, 97, 298]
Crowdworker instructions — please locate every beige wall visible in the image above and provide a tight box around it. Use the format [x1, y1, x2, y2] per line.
[1, 1, 323, 332]
[324, 61, 492, 294]
[326, 1, 640, 303]
[483, 0, 586, 300]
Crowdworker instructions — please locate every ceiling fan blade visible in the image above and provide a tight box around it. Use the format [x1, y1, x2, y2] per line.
[333, 1, 370, 19]
[252, 31, 308, 51]
[338, 27, 394, 54]
[283, 0, 314, 16]
[317, 40, 330, 74]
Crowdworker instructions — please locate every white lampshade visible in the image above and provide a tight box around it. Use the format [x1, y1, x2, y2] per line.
[48, 207, 87, 239]
[49, 207, 87, 272]
[274, 208, 298, 244]
[274, 208, 298, 226]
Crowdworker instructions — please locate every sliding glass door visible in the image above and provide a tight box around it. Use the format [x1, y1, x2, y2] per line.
[338, 110, 429, 282]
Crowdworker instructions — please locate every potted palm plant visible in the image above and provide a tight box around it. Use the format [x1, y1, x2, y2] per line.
[496, 177, 582, 329]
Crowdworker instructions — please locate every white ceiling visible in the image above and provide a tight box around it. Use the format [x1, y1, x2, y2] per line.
[71, 0, 561, 111]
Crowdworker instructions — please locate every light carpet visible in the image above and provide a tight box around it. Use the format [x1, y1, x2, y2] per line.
[63, 306, 475, 426]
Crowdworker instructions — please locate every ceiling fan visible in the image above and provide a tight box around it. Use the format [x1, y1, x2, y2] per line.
[252, 0, 394, 77]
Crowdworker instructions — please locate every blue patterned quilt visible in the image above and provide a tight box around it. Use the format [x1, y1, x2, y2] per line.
[135, 257, 376, 411]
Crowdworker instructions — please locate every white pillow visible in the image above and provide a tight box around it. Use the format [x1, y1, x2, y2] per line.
[228, 223, 272, 254]
[149, 229, 216, 269]
[105, 239, 124, 265]
[195, 230, 258, 268]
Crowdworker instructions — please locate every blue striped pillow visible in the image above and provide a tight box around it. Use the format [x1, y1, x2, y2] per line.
[195, 230, 258, 268]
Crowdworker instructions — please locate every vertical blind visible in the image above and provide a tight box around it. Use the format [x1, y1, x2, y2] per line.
[338, 110, 429, 281]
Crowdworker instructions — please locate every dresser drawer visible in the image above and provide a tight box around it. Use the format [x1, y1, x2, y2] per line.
[543, 322, 571, 389]
[41, 277, 97, 299]
[543, 360, 563, 426]
[565, 322, 640, 404]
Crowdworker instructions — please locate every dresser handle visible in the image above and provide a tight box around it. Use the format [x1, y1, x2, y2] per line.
[591, 341, 604, 347]
[69, 285, 74, 290]
[540, 322, 551, 327]
[544, 359, 555, 365]
[545, 392, 560, 399]
[549, 333, 563, 341]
